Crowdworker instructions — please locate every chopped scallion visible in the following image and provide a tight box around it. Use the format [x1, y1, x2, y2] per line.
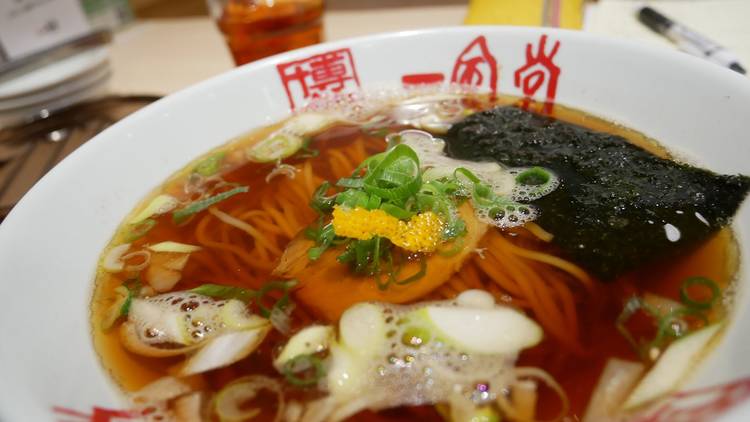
[120, 278, 142, 317]
[380, 203, 413, 219]
[394, 255, 427, 285]
[282, 354, 326, 387]
[679, 276, 720, 310]
[307, 224, 335, 260]
[194, 152, 225, 177]
[310, 182, 336, 215]
[362, 144, 421, 202]
[189, 283, 255, 302]
[172, 186, 249, 224]
[516, 166, 551, 186]
[295, 137, 319, 159]
[256, 280, 298, 318]
[652, 307, 708, 348]
[336, 177, 364, 189]
[124, 218, 156, 242]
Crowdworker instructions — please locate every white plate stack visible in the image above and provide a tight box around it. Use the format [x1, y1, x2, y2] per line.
[0, 46, 111, 128]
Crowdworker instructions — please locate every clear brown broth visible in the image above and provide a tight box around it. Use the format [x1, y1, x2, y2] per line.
[91, 96, 738, 420]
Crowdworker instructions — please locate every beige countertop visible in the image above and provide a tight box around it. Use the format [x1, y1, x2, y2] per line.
[109, 4, 467, 95]
[108, 1, 750, 96]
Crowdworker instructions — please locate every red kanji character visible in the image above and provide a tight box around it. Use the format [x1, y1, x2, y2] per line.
[277, 48, 360, 109]
[514, 34, 561, 114]
[401, 73, 445, 87]
[53, 405, 135, 422]
[309, 51, 351, 93]
[450, 36, 498, 95]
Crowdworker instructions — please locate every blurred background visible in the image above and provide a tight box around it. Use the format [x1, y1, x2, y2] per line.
[0, 0, 748, 221]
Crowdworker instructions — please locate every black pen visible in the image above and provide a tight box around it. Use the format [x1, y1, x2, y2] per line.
[637, 6, 746, 75]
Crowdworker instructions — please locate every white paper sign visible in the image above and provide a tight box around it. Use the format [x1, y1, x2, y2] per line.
[0, 0, 91, 60]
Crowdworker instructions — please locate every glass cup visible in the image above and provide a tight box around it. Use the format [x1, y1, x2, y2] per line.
[207, 0, 324, 65]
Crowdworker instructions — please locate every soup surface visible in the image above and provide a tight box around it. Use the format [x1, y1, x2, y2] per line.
[91, 92, 742, 422]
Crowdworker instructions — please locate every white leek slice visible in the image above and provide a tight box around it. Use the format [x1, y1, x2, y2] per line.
[102, 243, 131, 272]
[220, 301, 268, 331]
[131, 194, 179, 224]
[176, 325, 270, 376]
[326, 343, 363, 397]
[283, 112, 340, 135]
[214, 376, 283, 422]
[148, 241, 202, 253]
[583, 358, 645, 422]
[131, 376, 192, 404]
[145, 265, 183, 293]
[145, 251, 192, 292]
[120, 323, 201, 358]
[174, 392, 204, 422]
[624, 323, 723, 409]
[101, 286, 130, 331]
[163, 253, 190, 271]
[247, 133, 303, 163]
[122, 294, 266, 358]
[456, 289, 495, 309]
[247, 113, 341, 163]
[339, 303, 386, 354]
[413, 305, 542, 354]
[274, 325, 334, 370]
[129, 298, 190, 344]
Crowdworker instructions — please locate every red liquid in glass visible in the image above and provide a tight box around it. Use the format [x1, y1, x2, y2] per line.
[217, 0, 324, 65]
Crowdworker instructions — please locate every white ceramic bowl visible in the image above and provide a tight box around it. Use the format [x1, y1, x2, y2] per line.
[1, 27, 749, 421]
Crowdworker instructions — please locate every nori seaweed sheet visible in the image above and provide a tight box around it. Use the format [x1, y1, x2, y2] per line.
[445, 106, 750, 280]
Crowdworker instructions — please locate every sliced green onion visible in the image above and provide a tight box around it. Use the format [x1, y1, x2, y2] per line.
[516, 167, 551, 186]
[354, 238, 376, 274]
[679, 277, 721, 310]
[380, 203, 414, 219]
[282, 354, 326, 387]
[337, 237, 392, 277]
[148, 241, 201, 253]
[307, 245, 327, 261]
[437, 237, 465, 257]
[120, 278, 142, 317]
[511, 166, 560, 202]
[190, 283, 255, 302]
[454, 167, 482, 184]
[101, 284, 134, 331]
[652, 307, 708, 348]
[194, 152, 226, 177]
[119, 289, 133, 318]
[124, 218, 157, 242]
[336, 177, 364, 189]
[130, 194, 179, 224]
[363, 144, 421, 203]
[310, 182, 336, 214]
[616, 296, 660, 358]
[295, 137, 319, 159]
[172, 186, 249, 224]
[307, 223, 335, 260]
[308, 245, 331, 261]
[385, 133, 401, 148]
[366, 194, 382, 210]
[247, 133, 303, 163]
[335, 189, 370, 209]
[394, 255, 428, 285]
[256, 280, 298, 318]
